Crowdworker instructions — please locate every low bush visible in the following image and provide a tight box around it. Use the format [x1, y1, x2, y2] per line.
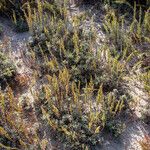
[81, 0, 150, 6]
[138, 70, 150, 125]
[27, 1, 128, 91]
[0, 51, 16, 88]
[0, 0, 36, 32]
[38, 68, 129, 149]
[21, 1, 137, 149]
[101, 5, 150, 80]
[0, 88, 35, 149]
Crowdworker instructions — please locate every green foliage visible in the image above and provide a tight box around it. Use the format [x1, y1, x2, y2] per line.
[139, 71, 150, 125]
[0, 88, 46, 150]
[103, 4, 150, 64]
[0, 51, 16, 86]
[28, 3, 128, 90]
[0, 0, 34, 15]
[139, 71, 150, 92]
[14, 19, 29, 32]
[39, 69, 128, 149]
[0, 0, 36, 32]
[0, 88, 29, 149]
[106, 120, 126, 137]
[81, 0, 150, 6]
[25, 3, 131, 148]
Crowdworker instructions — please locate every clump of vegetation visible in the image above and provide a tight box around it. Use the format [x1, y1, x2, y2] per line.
[103, 4, 150, 57]
[0, 87, 48, 149]
[0, 0, 36, 32]
[27, 1, 128, 91]
[24, 1, 132, 148]
[0, 0, 31, 16]
[138, 71, 150, 125]
[0, 51, 16, 88]
[38, 68, 128, 149]
[80, 0, 150, 8]
[0, 88, 32, 149]
[139, 71, 150, 94]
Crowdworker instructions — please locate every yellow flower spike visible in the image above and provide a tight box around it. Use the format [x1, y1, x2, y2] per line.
[110, 96, 115, 114]
[107, 92, 112, 106]
[73, 30, 80, 55]
[119, 99, 125, 113]
[101, 113, 106, 127]
[0, 126, 12, 141]
[61, 127, 71, 136]
[12, 10, 17, 25]
[95, 126, 101, 134]
[45, 85, 51, 100]
[19, 140, 27, 149]
[0, 92, 5, 113]
[41, 107, 57, 130]
[96, 85, 104, 105]
[24, 2, 32, 31]
[52, 105, 60, 118]
[88, 121, 93, 130]
[0, 142, 18, 150]
[114, 100, 121, 115]
[60, 38, 66, 55]
[88, 112, 95, 130]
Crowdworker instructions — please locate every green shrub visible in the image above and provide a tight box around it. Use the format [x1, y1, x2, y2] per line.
[102, 5, 150, 61]
[0, 88, 44, 149]
[25, 1, 132, 149]
[139, 71, 150, 125]
[38, 69, 128, 149]
[0, 0, 37, 32]
[28, 6, 128, 91]
[14, 18, 29, 32]
[0, 51, 16, 87]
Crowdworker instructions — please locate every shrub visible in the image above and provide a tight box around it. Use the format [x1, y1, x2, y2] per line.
[0, 0, 33, 16]
[79, 0, 150, 8]
[38, 68, 128, 149]
[139, 71, 150, 125]
[0, 51, 16, 88]
[27, 1, 128, 91]
[102, 4, 150, 66]
[139, 71, 150, 93]
[25, 1, 131, 149]
[0, 88, 40, 149]
[0, 0, 37, 32]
